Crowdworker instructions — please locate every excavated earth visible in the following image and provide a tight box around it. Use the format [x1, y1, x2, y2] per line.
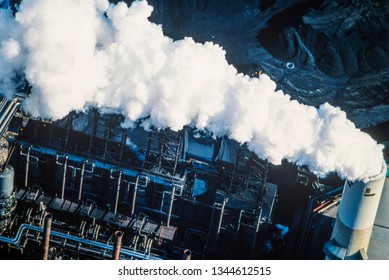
[136, 0, 389, 131]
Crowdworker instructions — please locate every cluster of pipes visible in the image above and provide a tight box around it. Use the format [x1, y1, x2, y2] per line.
[40, 212, 192, 260]
[42, 212, 123, 260]
[21, 160, 388, 260]
[2, 145, 388, 259]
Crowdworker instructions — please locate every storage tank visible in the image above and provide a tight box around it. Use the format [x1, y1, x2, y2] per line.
[0, 165, 16, 231]
[324, 160, 387, 259]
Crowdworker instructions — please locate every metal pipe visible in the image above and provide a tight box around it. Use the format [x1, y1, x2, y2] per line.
[252, 208, 263, 250]
[61, 155, 68, 199]
[112, 230, 123, 260]
[0, 223, 162, 260]
[42, 213, 52, 260]
[0, 99, 16, 124]
[0, 100, 20, 136]
[131, 176, 139, 216]
[217, 197, 228, 237]
[75, 160, 95, 202]
[172, 131, 182, 175]
[78, 160, 86, 202]
[268, 191, 276, 223]
[167, 186, 176, 227]
[24, 146, 31, 188]
[0, 98, 8, 113]
[114, 171, 122, 214]
[182, 249, 192, 260]
[0, 99, 17, 128]
[232, 210, 244, 253]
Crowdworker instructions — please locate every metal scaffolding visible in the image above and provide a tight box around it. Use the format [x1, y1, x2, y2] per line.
[143, 129, 182, 176]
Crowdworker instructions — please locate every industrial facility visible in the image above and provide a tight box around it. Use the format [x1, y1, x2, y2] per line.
[1, 0, 388, 261]
[0, 96, 387, 260]
[0, 96, 281, 260]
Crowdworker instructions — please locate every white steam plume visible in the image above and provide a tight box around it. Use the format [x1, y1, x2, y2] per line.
[0, 0, 384, 182]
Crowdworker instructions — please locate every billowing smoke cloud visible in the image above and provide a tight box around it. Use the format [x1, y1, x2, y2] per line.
[0, 0, 384, 181]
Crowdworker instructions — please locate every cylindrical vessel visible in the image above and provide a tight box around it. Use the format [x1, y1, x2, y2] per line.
[325, 160, 387, 259]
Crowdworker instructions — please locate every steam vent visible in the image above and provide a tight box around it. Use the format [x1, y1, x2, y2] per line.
[0, 0, 389, 260]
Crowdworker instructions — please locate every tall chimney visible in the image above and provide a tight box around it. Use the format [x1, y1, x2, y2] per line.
[324, 160, 387, 259]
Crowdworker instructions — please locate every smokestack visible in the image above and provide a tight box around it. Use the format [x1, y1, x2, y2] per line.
[324, 160, 387, 260]
[112, 230, 123, 260]
[42, 212, 52, 260]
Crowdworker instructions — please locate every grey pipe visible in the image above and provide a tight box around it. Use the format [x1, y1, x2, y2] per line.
[60, 155, 68, 200]
[0, 100, 20, 136]
[252, 208, 263, 250]
[167, 186, 176, 227]
[42, 213, 52, 260]
[114, 171, 122, 214]
[24, 146, 31, 188]
[77, 160, 95, 202]
[20, 146, 31, 188]
[78, 161, 86, 202]
[0, 98, 8, 113]
[131, 177, 139, 216]
[0, 99, 17, 128]
[217, 197, 228, 238]
[0, 99, 16, 124]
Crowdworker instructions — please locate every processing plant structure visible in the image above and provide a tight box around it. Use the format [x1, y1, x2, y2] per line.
[0, 96, 279, 260]
[0, 95, 387, 260]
